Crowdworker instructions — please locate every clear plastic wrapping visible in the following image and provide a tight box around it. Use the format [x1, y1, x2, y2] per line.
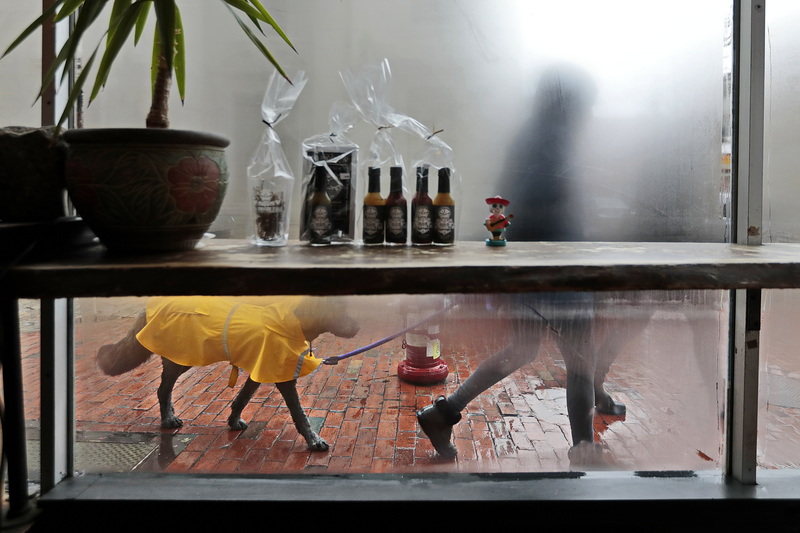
[247, 70, 308, 246]
[341, 58, 461, 245]
[410, 132, 462, 245]
[300, 101, 360, 244]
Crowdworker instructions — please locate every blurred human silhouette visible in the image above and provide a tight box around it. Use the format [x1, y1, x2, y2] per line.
[497, 62, 597, 240]
[418, 63, 623, 465]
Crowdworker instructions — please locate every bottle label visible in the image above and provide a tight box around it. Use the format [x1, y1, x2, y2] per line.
[305, 150, 356, 240]
[386, 205, 407, 242]
[254, 190, 285, 242]
[363, 204, 385, 243]
[412, 204, 433, 243]
[308, 203, 332, 243]
[433, 205, 455, 243]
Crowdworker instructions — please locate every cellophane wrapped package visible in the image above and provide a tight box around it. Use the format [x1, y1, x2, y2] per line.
[340, 58, 431, 245]
[300, 101, 359, 244]
[247, 70, 307, 246]
[410, 131, 462, 245]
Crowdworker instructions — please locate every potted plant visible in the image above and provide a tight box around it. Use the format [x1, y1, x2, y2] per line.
[3, 0, 294, 253]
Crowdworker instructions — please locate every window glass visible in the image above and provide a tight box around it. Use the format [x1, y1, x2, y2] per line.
[759, 2, 800, 470]
[13, 300, 41, 486]
[1, 0, 737, 482]
[57, 293, 727, 475]
[764, 1, 800, 244]
[59, 0, 731, 243]
[760, 289, 800, 469]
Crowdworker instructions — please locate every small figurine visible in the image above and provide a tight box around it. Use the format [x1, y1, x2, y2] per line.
[484, 195, 513, 246]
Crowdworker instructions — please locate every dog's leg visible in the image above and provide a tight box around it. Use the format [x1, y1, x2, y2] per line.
[158, 358, 190, 429]
[228, 377, 261, 430]
[276, 380, 329, 451]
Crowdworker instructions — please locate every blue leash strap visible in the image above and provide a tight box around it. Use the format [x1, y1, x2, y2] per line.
[321, 304, 455, 365]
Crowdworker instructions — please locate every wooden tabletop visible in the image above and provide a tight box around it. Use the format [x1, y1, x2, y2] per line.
[4, 239, 800, 298]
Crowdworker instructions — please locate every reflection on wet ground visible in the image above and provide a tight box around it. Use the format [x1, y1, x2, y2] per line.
[11, 291, 800, 480]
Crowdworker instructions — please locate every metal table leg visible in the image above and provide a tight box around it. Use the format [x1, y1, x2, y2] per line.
[0, 298, 31, 519]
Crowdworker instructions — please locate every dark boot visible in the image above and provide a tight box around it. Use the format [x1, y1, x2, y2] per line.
[417, 396, 461, 458]
[596, 393, 627, 416]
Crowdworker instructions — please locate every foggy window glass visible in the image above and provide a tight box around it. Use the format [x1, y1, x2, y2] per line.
[49, 0, 732, 244]
[764, 1, 800, 244]
[758, 3, 800, 470]
[760, 290, 800, 469]
[18, 293, 726, 476]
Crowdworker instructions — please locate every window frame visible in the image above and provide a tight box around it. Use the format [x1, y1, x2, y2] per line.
[4, 0, 794, 524]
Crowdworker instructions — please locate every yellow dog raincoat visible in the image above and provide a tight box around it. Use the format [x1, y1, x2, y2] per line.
[136, 296, 322, 384]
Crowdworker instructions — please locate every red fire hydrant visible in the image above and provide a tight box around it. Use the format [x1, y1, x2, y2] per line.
[397, 305, 449, 384]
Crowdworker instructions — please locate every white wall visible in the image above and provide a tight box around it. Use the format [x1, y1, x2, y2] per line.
[1, 3, 47, 126]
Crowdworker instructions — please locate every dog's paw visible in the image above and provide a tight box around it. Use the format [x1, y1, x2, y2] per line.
[228, 418, 248, 431]
[161, 416, 183, 429]
[306, 433, 329, 452]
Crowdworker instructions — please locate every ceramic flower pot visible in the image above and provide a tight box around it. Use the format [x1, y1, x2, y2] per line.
[62, 128, 229, 253]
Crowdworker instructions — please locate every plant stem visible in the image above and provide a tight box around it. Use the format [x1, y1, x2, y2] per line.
[146, 55, 171, 128]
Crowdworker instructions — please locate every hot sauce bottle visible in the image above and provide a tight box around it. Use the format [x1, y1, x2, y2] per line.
[433, 167, 455, 245]
[362, 166, 385, 245]
[306, 164, 332, 245]
[384, 166, 407, 245]
[411, 165, 433, 245]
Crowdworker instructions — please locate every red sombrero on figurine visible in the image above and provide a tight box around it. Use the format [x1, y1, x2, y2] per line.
[485, 195, 510, 206]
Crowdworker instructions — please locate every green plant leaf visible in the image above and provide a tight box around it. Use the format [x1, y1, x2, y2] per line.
[153, 0, 176, 71]
[246, 0, 296, 52]
[4, 0, 295, 130]
[150, 25, 159, 96]
[223, 3, 291, 82]
[107, 0, 133, 46]
[220, 0, 266, 22]
[134, 1, 152, 45]
[90, 1, 146, 102]
[43, 0, 107, 98]
[174, 5, 186, 103]
[1, 0, 65, 58]
[54, 0, 91, 22]
[55, 45, 99, 134]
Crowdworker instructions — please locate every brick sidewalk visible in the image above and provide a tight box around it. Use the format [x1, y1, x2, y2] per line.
[13, 294, 800, 480]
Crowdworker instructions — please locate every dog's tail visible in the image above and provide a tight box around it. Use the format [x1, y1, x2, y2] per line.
[96, 310, 153, 376]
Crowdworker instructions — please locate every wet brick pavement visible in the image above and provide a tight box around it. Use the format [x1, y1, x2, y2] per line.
[10, 294, 800, 481]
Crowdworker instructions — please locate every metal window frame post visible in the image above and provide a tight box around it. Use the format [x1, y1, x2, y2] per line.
[38, 0, 75, 494]
[728, 0, 766, 484]
[39, 299, 74, 493]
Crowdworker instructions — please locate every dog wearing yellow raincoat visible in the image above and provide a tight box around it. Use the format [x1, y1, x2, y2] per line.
[96, 296, 359, 451]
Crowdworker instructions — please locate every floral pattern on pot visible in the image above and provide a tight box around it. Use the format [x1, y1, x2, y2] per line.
[65, 144, 228, 228]
[167, 155, 222, 214]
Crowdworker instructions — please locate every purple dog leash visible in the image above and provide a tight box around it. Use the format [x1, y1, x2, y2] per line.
[321, 304, 455, 365]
